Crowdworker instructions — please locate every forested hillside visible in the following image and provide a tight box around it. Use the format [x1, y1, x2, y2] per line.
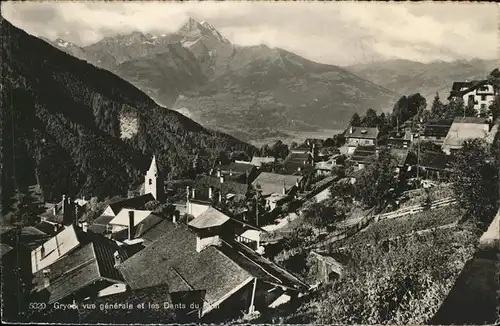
[1, 17, 252, 215]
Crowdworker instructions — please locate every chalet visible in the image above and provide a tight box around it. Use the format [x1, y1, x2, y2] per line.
[418, 150, 454, 180]
[251, 172, 304, 212]
[215, 161, 257, 184]
[389, 148, 412, 175]
[345, 126, 380, 154]
[314, 154, 343, 176]
[117, 221, 309, 321]
[421, 120, 453, 146]
[448, 80, 496, 116]
[441, 117, 495, 155]
[386, 129, 413, 148]
[195, 175, 249, 200]
[350, 146, 378, 170]
[111, 212, 177, 248]
[31, 225, 128, 304]
[250, 156, 276, 168]
[305, 138, 324, 149]
[283, 152, 314, 174]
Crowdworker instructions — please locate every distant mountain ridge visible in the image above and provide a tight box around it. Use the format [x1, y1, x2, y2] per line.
[44, 18, 398, 142]
[344, 58, 498, 102]
[1, 17, 252, 209]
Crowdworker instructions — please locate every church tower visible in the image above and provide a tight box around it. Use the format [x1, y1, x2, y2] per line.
[145, 156, 164, 202]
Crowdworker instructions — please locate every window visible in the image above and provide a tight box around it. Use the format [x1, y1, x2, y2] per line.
[481, 95, 486, 101]
[149, 179, 152, 185]
[481, 104, 486, 110]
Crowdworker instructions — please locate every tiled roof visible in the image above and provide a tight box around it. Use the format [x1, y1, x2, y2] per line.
[188, 207, 230, 229]
[117, 224, 254, 309]
[422, 123, 452, 138]
[388, 130, 413, 141]
[32, 234, 127, 304]
[345, 126, 379, 139]
[111, 214, 175, 246]
[88, 215, 115, 235]
[442, 118, 491, 149]
[109, 209, 153, 227]
[117, 226, 308, 314]
[218, 240, 309, 291]
[108, 194, 155, 215]
[251, 172, 303, 196]
[31, 225, 87, 274]
[218, 162, 255, 174]
[194, 175, 249, 197]
[250, 156, 276, 167]
[449, 80, 490, 98]
[351, 146, 378, 164]
[1, 225, 50, 249]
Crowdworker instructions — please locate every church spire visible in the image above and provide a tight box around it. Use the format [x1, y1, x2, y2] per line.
[145, 155, 164, 202]
[149, 155, 158, 174]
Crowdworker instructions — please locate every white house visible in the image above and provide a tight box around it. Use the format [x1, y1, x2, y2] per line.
[448, 80, 496, 116]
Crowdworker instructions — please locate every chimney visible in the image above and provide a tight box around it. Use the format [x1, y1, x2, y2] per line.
[82, 222, 88, 232]
[220, 175, 225, 184]
[217, 170, 221, 178]
[295, 180, 300, 188]
[62, 194, 66, 214]
[191, 188, 196, 199]
[350, 126, 354, 134]
[186, 186, 191, 200]
[43, 269, 50, 288]
[172, 211, 178, 224]
[229, 169, 233, 176]
[52, 207, 57, 216]
[113, 251, 121, 267]
[40, 244, 46, 259]
[282, 186, 287, 195]
[128, 211, 135, 241]
[219, 191, 223, 203]
[208, 186, 214, 200]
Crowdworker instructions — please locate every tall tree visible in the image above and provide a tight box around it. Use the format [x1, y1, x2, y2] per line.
[430, 92, 444, 117]
[363, 108, 379, 127]
[451, 138, 498, 229]
[487, 68, 500, 91]
[350, 113, 361, 127]
[488, 96, 500, 121]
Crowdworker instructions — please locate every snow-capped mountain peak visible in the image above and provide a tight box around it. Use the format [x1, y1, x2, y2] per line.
[177, 18, 230, 44]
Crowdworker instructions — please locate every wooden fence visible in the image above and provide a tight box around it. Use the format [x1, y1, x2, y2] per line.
[308, 197, 457, 249]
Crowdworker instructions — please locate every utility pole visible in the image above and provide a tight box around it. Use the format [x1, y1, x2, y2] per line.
[416, 140, 420, 181]
[255, 191, 259, 227]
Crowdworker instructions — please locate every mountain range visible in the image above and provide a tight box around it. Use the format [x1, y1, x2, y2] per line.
[344, 58, 498, 103]
[1, 17, 252, 210]
[43, 18, 496, 143]
[45, 18, 398, 142]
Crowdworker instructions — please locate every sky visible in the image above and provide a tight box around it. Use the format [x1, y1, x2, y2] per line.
[1, 1, 498, 66]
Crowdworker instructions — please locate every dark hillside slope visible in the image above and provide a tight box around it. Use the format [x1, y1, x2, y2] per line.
[1, 17, 252, 211]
